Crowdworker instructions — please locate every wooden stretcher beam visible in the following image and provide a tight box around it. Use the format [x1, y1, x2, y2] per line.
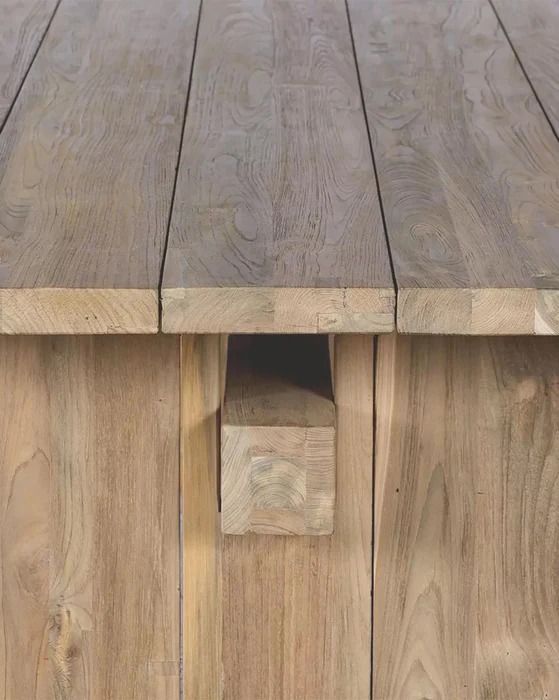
[221, 335, 336, 536]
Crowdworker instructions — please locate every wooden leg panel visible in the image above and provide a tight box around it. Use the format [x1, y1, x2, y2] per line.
[0, 336, 180, 699]
[182, 334, 224, 700]
[182, 334, 374, 700]
[374, 334, 559, 699]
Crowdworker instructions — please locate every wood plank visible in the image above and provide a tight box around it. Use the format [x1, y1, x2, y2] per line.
[161, 0, 395, 334]
[0, 0, 200, 334]
[0, 335, 180, 698]
[221, 335, 336, 535]
[0, 0, 59, 126]
[348, 0, 559, 335]
[492, 0, 559, 135]
[163, 287, 394, 334]
[221, 335, 373, 698]
[181, 334, 224, 700]
[374, 334, 559, 699]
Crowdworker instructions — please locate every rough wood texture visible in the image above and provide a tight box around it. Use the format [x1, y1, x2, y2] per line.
[0, 335, 180, 699]
[221, 335, 336, 535]
[163, 287, 394, 334]
[0, 288, 157, 335]
[0, 0, 200, 334]
[349, 0, 559, 335]
[0, 0, 59, 125]
[374, 334, 559, 699]
[161, 0, 395, 334]
[181, 335, 224, 700]
[221, 335, 373, 698]
[492, 0, 559, 135]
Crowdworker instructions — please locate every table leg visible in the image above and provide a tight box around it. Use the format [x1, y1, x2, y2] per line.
[0, 335, 180, 699]
[182, 334, 375, 699]
[374, 334, 559, 699]
[181, 334, 225, 700]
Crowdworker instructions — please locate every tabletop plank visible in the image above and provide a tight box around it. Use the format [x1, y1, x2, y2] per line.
[0, 0, 200, 334]
[161, 0, 395, 334]
[492, 0, 559, 136]
[0, 0, 59, 127]
[349, 0, 559, 335]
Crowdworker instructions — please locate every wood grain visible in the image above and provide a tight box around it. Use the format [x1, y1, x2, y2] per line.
[374, 334, 559, 699]
[0, 0, 200, 334]
[162, 287, 394, 334]
[181, 334, 224, 700]
[0, 335, 180, 699]
[221, 335, 336, 535]
[0, 288, 157, 334]
[492, 0, 559, 135]
[221, 335, 373, 698]
[0, 0, 59, 126]
[348, 0, 559, 335]
[161, 0, 395, 334]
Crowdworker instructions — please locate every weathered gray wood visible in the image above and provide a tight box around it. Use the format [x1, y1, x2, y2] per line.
[0, 0, 200, 333]
[492, 0, 559, 135]
[161, 0, 395, 334]
[0, 0, 59, 125]
[349, 0, 559, 335]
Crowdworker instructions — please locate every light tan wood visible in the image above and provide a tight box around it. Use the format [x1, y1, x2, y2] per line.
[398, 288, 559, 335]
[0, 335, 180, 698]
[0, 288, 158, 334]
[374, 334, 559, 699]
[162, 287, 394, 334]
[161, 0, 395, 335]
[221, 335, 336, 535]
[0, 0, 200, 334]
[492, 0, 559, 135]
[181, 335, 224, 700]
[221, 335, 373, 698]
[349, 0, 559, 335]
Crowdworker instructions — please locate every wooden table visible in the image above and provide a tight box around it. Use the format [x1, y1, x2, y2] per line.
[0, 0, 557, 698]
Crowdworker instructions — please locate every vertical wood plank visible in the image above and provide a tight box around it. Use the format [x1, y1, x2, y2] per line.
[374, 335, 559, 699]
[181, 335, 224, 700]
[0, 335, 180, 699]
[0, 338, 51, 698]
[221, 335, 374, 699]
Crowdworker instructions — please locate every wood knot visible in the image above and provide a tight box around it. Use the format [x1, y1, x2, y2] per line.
[50, 604, 82, 692]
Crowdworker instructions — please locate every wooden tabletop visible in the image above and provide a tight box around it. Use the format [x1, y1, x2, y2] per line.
[0, 0, 200, 333]
[1, 0, 558, 335]
[350, 0, 559, 335]
[161, 0, 395, 334]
